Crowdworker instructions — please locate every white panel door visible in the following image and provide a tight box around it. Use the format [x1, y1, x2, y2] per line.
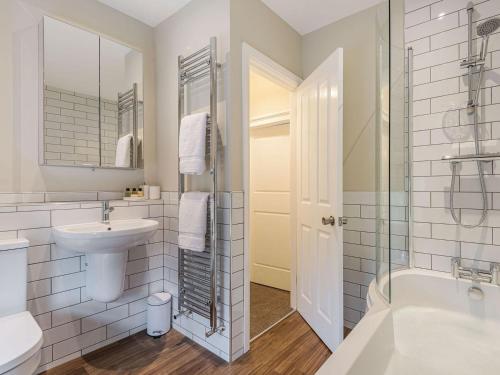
[296, 48, 343, 351]
[250, 124, 291, 291]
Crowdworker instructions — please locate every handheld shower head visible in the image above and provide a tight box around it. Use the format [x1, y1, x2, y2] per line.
[476, 18, 500, 61]
[477, 18, 500, 37]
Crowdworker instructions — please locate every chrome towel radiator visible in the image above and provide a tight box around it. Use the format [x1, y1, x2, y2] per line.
[117, 83, 138, 168]
[176, 37, 223, 337]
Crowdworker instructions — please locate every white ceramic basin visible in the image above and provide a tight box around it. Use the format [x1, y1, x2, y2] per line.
[53, 219, 159, 254]
[52, 219, 158, 303]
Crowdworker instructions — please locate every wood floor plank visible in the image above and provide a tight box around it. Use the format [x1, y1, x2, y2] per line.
[43, 312, 332, 375]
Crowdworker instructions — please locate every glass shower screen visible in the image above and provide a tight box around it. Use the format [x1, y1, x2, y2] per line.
[375, 0, 410, 302]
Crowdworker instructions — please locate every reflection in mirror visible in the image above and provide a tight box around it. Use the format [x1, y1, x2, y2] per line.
[43, 17, 100, 167]
[100, 38, 144, 169]
[42, 17, 144, 169]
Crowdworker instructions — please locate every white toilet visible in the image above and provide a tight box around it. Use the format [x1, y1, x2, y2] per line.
[0, 239, 43, 375]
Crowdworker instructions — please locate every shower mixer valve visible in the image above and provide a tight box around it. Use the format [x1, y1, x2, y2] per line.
[442, 8, 500, 229]
[460, 57, 485, 69]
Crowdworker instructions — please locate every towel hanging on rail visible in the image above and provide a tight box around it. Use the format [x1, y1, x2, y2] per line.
[176, 37, 222, 336]
[178, 191, 210, 252]
[115, 133, 133, 168]
[179, 112, 208, 175]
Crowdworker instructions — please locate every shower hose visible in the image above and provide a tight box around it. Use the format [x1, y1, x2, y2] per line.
[449, 109, 488, 228]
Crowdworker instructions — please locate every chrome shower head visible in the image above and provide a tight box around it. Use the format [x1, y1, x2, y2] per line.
[477, 18, 500, 37]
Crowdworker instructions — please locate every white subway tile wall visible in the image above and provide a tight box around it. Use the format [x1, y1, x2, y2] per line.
[0, 192, 123, 205]
[0, 198, 163, 372]
[163, 191, 242, 362]
[342, 193, 376, 328]
[43, 86, 118, 167]
[0, 191, 241, 370]
[342, 192, 409, 328]
[406, 0, 500, 274]
[230, 192, 244, 361]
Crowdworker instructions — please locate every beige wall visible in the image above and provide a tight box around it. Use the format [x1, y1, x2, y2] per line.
[302, 5, 381, 192]
[0, 2, 16, 192]
[0, 0, 156, 192]
[249, 69, 290, 120]
[154, 0, 301, 192]
[152, 0, 381, 194]
[0, 0, 385, 195]
[229, 0, 302, 191]
[154, 0, 230, 191]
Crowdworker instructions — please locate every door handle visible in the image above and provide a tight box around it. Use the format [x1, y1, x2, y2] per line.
[322, 216, 335, 226]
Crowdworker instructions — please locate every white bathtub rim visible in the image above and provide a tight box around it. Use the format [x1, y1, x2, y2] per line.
[323, 267, 500, 375]
[319, 268, 458, 375]
[316, 307, 393, 375]
[367, 267, 461, 311]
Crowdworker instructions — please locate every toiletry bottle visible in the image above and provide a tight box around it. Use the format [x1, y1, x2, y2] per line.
[132, 188, 138, 197]
[124, 188, 131, 198]
[141, 183, 150, 200]
[138, 188, 144, 198]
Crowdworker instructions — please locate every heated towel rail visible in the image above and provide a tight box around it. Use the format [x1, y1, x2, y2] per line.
[117, 83, 138, 168]
[176, 37, 222, 337]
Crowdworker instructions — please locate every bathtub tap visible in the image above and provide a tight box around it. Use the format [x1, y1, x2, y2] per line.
[451, 258, 500, 285]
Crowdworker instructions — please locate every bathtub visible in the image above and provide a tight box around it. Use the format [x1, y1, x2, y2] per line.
[317, 268, 500, 375]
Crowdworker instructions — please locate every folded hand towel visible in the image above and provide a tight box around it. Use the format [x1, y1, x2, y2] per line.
[115, 134, 133, 168]
[178, 192, 210, 252]
[179, 112, 208, 174]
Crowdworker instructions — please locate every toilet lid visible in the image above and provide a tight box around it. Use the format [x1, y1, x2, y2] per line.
[0, 311, 43, 373]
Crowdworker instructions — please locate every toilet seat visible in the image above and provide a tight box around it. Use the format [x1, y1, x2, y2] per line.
[0, 312, 43, 374]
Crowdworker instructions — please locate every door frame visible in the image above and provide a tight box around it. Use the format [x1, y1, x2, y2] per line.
[241, 43, 302, 353]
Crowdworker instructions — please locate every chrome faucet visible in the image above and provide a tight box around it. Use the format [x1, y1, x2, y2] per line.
[451, 257, 500, 285]
[102, 201, 114, 224]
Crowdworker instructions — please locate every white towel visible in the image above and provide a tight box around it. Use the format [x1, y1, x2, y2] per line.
[178, 192, 210, 252]
[179, 112, 208, 174]
[115, 134, 133, 168]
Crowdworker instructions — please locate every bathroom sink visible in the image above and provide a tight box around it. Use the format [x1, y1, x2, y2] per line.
[53, 219, 159, 254]
[53, 219, 159, 303]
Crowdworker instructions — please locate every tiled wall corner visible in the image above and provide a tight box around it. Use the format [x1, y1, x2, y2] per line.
[0, 198, 165, 373]
[406, 0, 500, 274]
[164, 191, 232, 362]
[342, 192, 377, 328]
[229, 191, 244, 361]
[342, 191, 409, 328]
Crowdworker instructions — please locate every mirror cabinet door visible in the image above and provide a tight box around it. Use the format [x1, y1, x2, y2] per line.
[43, 17, 100, 167]
[42, 17, 144, 169]
[100, 38, 144, 169]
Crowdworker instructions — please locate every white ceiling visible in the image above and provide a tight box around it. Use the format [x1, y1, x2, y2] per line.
[96, 0, 192, 27]
[262, 0, 384, 35]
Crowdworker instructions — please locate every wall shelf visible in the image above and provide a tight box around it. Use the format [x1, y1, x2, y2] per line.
[250, 111, 290, 128]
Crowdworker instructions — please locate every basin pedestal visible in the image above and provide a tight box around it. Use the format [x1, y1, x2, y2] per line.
[52, 219, 159, 303]
[86, 252, 128, 302]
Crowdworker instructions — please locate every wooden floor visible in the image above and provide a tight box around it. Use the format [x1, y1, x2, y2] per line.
[43, 312, 333, 375]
